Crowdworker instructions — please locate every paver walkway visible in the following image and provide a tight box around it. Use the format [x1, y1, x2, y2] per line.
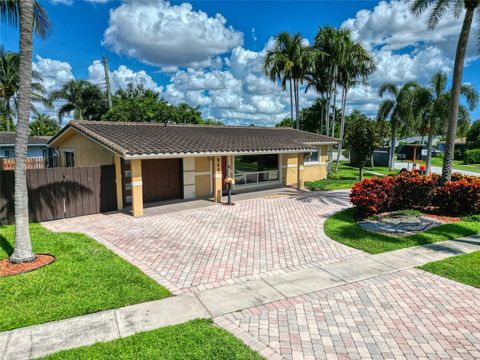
[2, 234, 480, 359]
[44, 191, 362, 294]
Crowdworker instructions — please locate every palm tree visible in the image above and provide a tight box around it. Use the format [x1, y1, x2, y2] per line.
[378, 81, 419, 170]
[334, 32, 375, 171]
[1, 0, 51, 264]
[414, 72, 478, 174]
[50, 80, 107, 123]
[0, 47, 49, 131]
[30, 113, 60, 136]
[264, 32, 314, 130]
[411, 0, 480, 180]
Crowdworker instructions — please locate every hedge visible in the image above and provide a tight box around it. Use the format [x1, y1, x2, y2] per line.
[464, 149, 480, 164]
[350, 172, 480, 217]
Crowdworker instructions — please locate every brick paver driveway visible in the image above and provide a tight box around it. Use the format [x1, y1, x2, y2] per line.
[44, 191, 362, 293]
[217, 270, 480, 360]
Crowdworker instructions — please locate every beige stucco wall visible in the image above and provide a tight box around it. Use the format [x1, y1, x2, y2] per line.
[195, 156, 211, 198]
[304, 164, 327, 181]
[282, 153, 298, 187]
[303, 145, 329, 182]
[55, 131, 114, 167]
[282, 148, 329, 185]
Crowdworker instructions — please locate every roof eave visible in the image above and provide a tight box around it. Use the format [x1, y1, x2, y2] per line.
[124, 148, 317, 160]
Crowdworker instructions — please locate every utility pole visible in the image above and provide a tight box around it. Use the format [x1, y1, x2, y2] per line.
[102, 55, 112, 109]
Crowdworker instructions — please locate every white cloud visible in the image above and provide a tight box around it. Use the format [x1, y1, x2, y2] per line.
[33, 56, 74, 93]
[87, 61, 163, 93]
[103, 0, 243, 68]
[162, 42, 294, 126]
[341, 0, 479, 116]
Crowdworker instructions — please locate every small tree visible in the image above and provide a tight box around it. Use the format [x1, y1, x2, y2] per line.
[345, 115, 384, 180]
[466, 120, 480, 149]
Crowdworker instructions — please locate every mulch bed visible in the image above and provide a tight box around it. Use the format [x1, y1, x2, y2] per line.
[422, 213, 462, 223]
[0, 254, 55, 277]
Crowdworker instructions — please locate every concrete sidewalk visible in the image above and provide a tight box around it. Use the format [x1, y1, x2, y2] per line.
[2, 234, 479, 359]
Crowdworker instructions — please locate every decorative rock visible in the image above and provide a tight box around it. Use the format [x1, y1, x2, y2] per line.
[358, 214, 441, 236]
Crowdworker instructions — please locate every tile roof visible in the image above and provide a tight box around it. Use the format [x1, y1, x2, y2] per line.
[49, 121, 339, 158]
[0, 132, 51, 146]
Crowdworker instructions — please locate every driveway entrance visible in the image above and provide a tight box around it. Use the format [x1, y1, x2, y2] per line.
[44, 191, 361, 293]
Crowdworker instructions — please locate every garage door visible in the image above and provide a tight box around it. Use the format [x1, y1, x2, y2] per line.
[142, 159, 182, 203]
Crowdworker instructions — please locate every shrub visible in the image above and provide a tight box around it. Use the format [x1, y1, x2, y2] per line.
[435, 177, 480, 215]
[350, 176, 394, 217]
[464, 149, 480, 164]
[390, 172, 439, 210]
[350, 172, 480, 217]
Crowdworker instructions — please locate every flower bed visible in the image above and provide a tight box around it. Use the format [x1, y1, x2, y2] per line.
[350, 172, 480, 217]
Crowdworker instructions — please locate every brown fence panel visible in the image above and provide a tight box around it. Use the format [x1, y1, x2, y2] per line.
[0, 165, 117, 225]
[0, 171, 15, 225]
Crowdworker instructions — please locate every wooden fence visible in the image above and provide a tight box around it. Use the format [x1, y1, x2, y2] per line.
[0, 165, 117, 225]
[0, 157, 47, 171]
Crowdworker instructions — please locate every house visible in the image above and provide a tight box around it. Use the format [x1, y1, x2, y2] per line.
[48, 121, 338, 217]
[0, 132, 51, 158]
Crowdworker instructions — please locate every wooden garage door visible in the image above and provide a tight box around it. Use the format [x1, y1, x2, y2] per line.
[142, 159, 182, 203]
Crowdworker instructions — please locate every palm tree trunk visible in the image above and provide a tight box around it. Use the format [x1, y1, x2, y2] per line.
[442, 6, 475, 181]
[331, 83, 337, 138]
[10, 0, 35, 264]
[5, 99, 12, 132]
[295, 79, 300, 130]
[389, 120, 397, 171]
[425, 125, 435, 175]
[325, 90, 331, 136]
[334, 86, 348, 172]
[289, 78, 294, 128]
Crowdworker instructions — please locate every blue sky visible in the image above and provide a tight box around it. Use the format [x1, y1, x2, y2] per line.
[2, 0, 480, 125]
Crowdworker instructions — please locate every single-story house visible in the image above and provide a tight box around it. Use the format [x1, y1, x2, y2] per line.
[48, 121, 339, 217]
[0, 132, 51, 158]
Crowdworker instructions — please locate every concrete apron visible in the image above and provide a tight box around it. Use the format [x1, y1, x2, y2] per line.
[1, 234, 480, 360]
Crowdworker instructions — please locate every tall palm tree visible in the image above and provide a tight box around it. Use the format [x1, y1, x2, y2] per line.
[50, 79, 107, 123]
[1, 0, 51, 264]
[414, 72, 478, 174]
[0, 47, 50, 131]
[334, 32, 375, 171]
[313, 27, 352, 137]
[264, 32, 314, 130]
[378, 81, 419, 170]
[411, 0, 480, 180]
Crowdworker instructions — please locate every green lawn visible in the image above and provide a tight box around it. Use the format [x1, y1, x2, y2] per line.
[0, 224, 170, 331]
[419, 251, 480, 288]
[305, 162, 398, 191]
[43, 319, 262, 360]
[324, 208, 480, 254]
[430, 157, 480, 173]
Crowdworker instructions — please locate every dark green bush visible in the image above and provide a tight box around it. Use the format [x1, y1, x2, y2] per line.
[464, 149, 480, 164]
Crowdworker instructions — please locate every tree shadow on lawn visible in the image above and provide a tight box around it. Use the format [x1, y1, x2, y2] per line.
[0, 233, 13, 257]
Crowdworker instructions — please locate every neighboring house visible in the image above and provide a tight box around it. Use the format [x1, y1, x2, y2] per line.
[0, 132, 51, 158]
[48, 121, 338, 217]
[438, 138, 466, 153]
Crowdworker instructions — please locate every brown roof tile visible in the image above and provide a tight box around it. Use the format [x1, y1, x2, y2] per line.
[0, 132, 51, 146]
[49, 121, 339, 158]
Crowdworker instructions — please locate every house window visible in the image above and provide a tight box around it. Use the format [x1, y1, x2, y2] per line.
[234, 154, 280, 185]
[304, 151, 319, 163]
[63, 150, 75, 167]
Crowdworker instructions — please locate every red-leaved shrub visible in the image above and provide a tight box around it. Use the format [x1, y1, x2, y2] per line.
[390, 172, 439, 210]
[350, 172, 480, 217]
[435, 177, 480, 215]
[350, 176, 394, 217]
